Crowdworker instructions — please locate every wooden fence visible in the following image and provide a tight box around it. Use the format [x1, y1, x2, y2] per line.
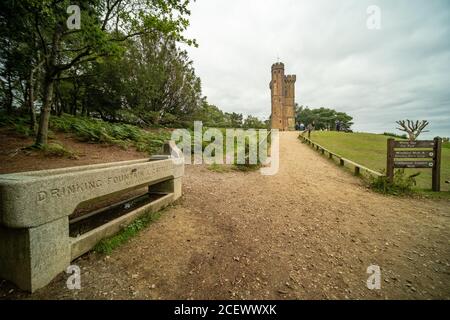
[300, 134, 384, 178]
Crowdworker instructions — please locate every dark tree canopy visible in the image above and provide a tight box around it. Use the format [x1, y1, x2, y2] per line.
[295, 105, 354, 131]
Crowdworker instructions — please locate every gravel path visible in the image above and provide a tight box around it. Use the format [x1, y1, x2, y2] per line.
[2, 132, 449, 299]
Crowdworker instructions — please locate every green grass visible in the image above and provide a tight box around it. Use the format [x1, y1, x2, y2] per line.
[207, 163, 234, 173]
[196, 128, 270, 171]
[207, 162, 261, 173]
[306, 131, 450, 196]
[42, 142, 77, 158]
[94, 208, 166, 255]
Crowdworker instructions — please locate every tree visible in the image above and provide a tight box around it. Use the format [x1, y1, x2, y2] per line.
[2, 0, 195, 146]
[66, 32, 203, 127]
[225, 112, 244, 128]
[193, 101, 227, 127]
[396, 120, 429, 141]
[295, 105, 353, 130]
[243, 115, 267, 129]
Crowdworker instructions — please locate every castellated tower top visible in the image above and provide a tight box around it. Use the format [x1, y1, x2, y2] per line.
[285, 75, 296, 83]
[271, 62, 285, 71]
[270, 62, 296, 131]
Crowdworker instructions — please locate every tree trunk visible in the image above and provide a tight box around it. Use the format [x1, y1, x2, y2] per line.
[81, 98, 87, 117]
[71, 79, 80, 116]
[35, 77, 54, 146]
[71, 100, 77, 116]
[54, 81, 63, 116]
[5, 72, 14, 114]
[34, 24, 62, 146]
[28, 70, 37, 132]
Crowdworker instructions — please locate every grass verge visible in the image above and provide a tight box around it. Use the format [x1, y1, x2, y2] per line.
[94, 207, 168, 255]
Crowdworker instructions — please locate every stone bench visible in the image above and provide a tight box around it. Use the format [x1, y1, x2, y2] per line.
[0, 141, 183, 292]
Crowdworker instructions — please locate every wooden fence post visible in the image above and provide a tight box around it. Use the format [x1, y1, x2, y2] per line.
[432, 137, 442, 192]
[386, 138, 395, 183]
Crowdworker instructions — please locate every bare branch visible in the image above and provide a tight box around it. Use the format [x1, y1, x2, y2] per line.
[396, 119, 430, 141]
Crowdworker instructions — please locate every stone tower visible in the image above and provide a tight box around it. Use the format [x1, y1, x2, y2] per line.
[270, 62, 296, 131]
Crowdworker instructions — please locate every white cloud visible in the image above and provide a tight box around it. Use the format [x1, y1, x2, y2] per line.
[184, 0, 450, 137]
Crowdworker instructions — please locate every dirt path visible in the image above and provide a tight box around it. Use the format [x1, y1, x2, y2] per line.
[2, 132, 449, 299]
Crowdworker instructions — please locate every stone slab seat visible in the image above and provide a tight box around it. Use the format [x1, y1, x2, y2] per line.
[0, 141, 184, 292]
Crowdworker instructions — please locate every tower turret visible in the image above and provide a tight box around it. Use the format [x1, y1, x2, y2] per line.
[284, 75, 296, 130]
[270, 63, 285, 130]
[270, 62, 296, 131]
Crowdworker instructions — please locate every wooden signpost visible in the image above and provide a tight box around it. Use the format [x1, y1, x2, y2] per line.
[386, 137, 442, 191]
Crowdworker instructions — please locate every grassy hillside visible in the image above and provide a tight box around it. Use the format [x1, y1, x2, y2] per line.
[307, 131, 449, 192]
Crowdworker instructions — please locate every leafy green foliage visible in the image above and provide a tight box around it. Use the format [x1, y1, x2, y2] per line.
[50, 114, 170, 154]
[94, 209, 164, 255]
[369, 169, 420, 195]
[0, 0, 197, 145]
[79, 33, 203, 126]
[295, 105, 353, 130]
[243, 115, 268, 129]
[42, 142, 76, 158]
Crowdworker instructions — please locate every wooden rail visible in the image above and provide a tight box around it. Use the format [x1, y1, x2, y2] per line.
[300, 135, 384, 178]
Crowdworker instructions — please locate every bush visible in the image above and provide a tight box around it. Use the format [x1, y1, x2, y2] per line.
[49, 115, 171, 155]
[370, 169, 420, 195]
[42, 142, 76, 158]
[14, 123, 33, 137]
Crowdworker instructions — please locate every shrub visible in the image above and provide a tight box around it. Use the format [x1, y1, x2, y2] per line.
[14, 123, 32, 137]
[42, 142, 76, 158]
[370, 169, 420, 195]
[49, 115, 171, 155]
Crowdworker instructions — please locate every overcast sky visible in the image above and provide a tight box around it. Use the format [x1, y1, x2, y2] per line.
[183, 0, 450, 138]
